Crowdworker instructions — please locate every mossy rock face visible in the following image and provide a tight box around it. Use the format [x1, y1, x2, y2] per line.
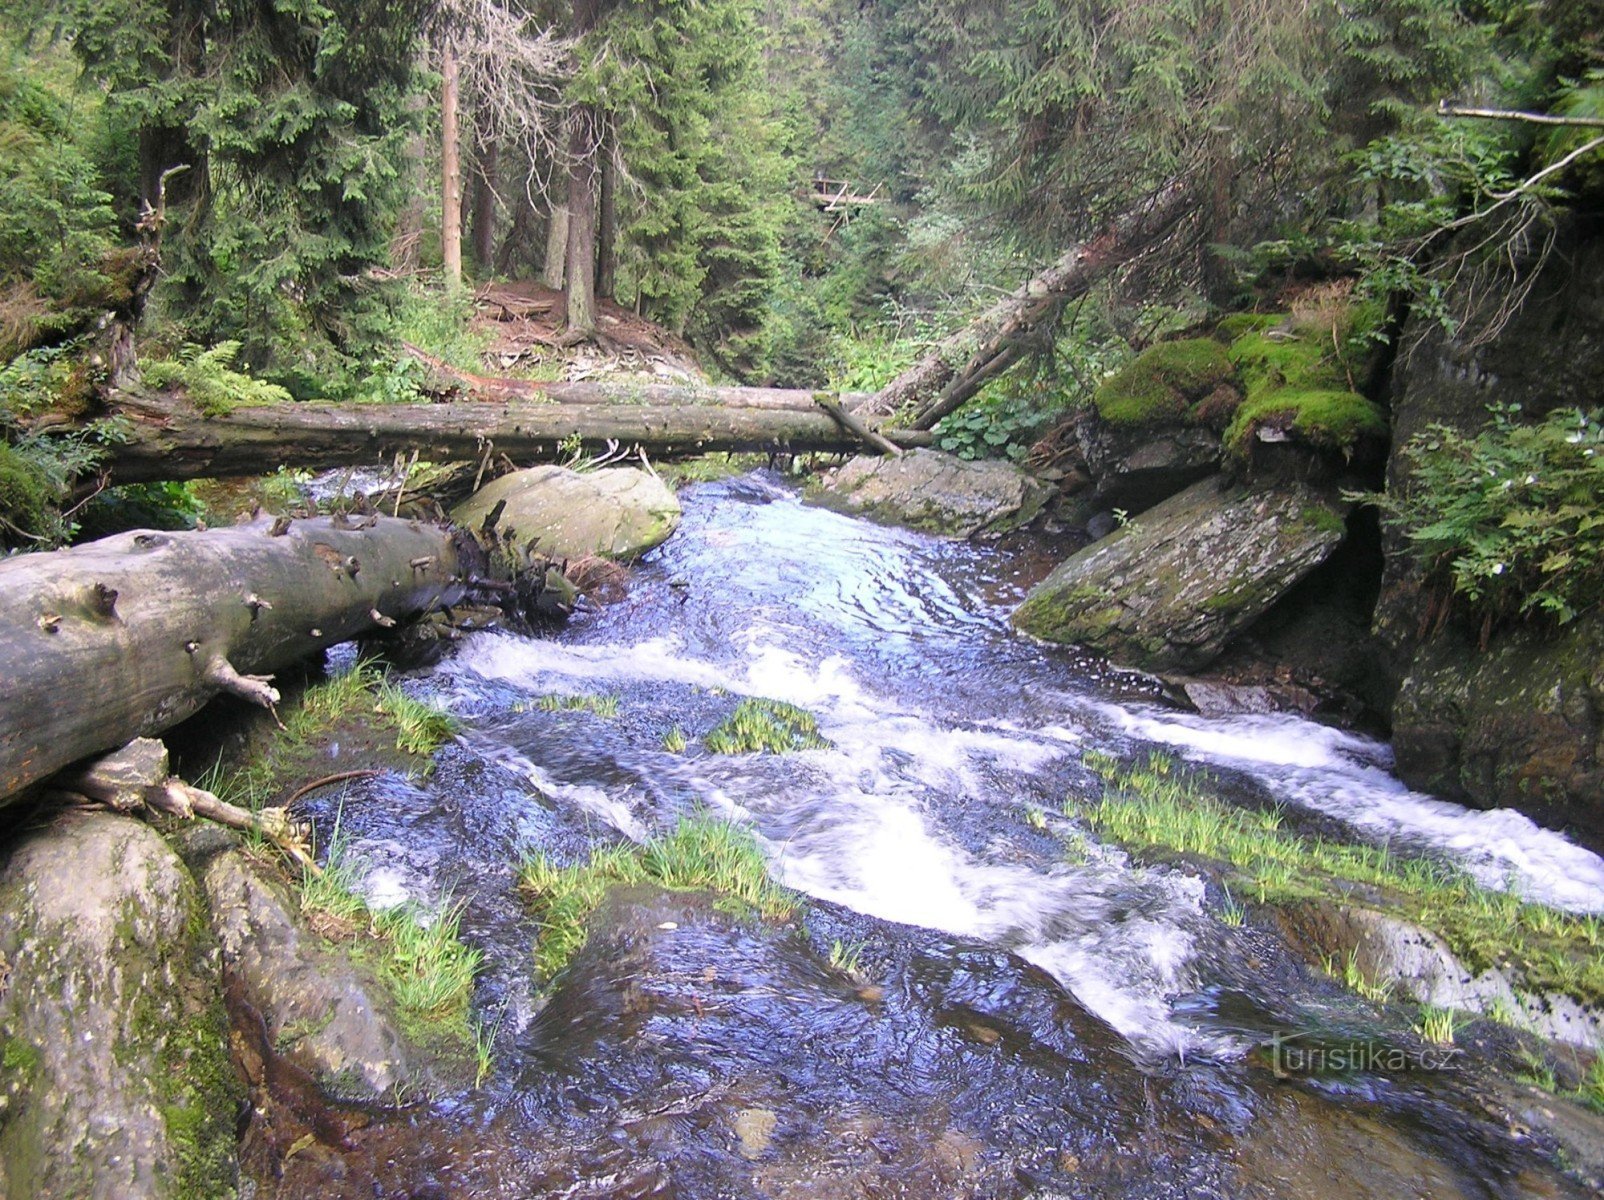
[0, 442, 53, 544]
[817, 448, 1053, 538]
[0, 813, 240, 1199]
[1223, 326, 1387, 460]
[1011, 478, 1347, 672]
[453, 465, 681, 562]
[1392, 611, 1604, 848]
[1092, 339, 1239, 428]
[1075, 339, 1240, 514]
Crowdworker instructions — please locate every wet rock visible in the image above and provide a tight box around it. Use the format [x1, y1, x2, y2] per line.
[1274, 899, 1603, 1049]
[816, 448, 1053, 538]
[1011, 478, 1347, 672]
[0, 812, 239, 1200]
[1374, 216, 1604, 841]
[1391, 610, 1604, 853]
[1177, 679, 1319, 717]
[199, 847, 428, 1101]
[452, 465, 681, 561]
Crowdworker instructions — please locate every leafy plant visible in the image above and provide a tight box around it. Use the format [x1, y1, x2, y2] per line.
[1366, 404, 1604, 625]
[141, 342, 294, 416]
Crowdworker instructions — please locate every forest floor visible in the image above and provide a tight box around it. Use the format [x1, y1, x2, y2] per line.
[470, 281, 705, 383]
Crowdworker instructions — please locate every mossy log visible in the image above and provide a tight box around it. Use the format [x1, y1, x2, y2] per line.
[101, 389, 931, 483]
[878, 181, 1193, 429]
[0, 515, 493, 810]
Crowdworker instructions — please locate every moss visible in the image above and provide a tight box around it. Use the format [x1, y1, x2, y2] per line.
[1224, 389, 1389, 457]
[1223, 324, 1388, 459]
[1093, 338, 1239, 428]
[0, 441, 51, 536]
[1214, 312, 1281, 341]
[1, 1037, 40, 1077]
[1300, 504, 1347, 537]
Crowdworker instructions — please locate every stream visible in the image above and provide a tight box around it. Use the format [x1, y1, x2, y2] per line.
[278, 473, 1604, 1199]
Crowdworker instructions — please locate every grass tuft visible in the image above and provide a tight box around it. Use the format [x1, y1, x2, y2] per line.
[704, 698, 831, 754]
[528, 692, 621, 718]
[1078, 751, 1604, 1006]
[517, 817, 796, 981]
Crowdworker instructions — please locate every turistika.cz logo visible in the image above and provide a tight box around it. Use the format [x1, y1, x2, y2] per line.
[1268, 1030, 1464, 1077]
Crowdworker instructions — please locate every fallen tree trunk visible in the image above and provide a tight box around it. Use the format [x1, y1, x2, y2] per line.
[0, 515, 497, 810]
[402, 343, 874, 411]
[875, 181, 1193, 428]
[101, 389, 931, 484]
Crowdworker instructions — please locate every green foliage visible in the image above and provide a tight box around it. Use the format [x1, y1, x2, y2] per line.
[1092, 338, 1237, 428]
[301, 822, 481, 1022]
[67, 0, 432, 384]
[140, 341, 293, 415]
[1080, 750, 1604, 1005]
[1369, 404, 1604, 625]
[0, 41, 121, 353]
[529, 692, 621, 718]
[517, 816, 797, 981]
[934, 369, 1068, 462]
[704, 697, 831, 754]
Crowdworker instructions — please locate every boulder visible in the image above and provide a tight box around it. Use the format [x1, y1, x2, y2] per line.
[1011, 478, 1346, 672]
[817, 448, 1053, 538]
[1391, 614, 1604, 849]
[197, 845, 431, 1101]
[0, 813, 239, 1200]
[453, 465, 680, 561]
[1074, 413, 1222, 514]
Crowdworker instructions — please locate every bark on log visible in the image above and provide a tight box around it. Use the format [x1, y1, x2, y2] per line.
[0, 516, 487, 809]
[874, 181, 1193, 428]
[401, 343, 875, 411]
[100, 389, 929, 484]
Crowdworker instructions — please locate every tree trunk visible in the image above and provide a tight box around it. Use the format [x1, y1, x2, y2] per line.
[0, 516, 490, 810]
[99, 387, 930, 484]
[876, 181, 1193, 429]
[563, 108, 599, 338]
[471, 124, 500, 271]
[542, 203, 570, 288]
[441, 43, 464, 288]
[597, 122, 617, 300]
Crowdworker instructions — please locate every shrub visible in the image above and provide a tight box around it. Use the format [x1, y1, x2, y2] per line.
[1368, 404, 1604, 625]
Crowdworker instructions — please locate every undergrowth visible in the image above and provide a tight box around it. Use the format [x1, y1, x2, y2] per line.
[517, 817, 797, 981]
[141, 341, 294, 416]
[1077, 750, 1604, 1006]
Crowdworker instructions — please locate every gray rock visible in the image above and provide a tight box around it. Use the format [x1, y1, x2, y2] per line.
[200, 848, 428, 1101]
[453, 465, 681, 561]
[1011, 478, 1346, 672]
[1074, 412, 1221, 514]
[1275, 900, 1603, 1049]
[818, 449, 1053, 538]
[0, 813, 239, 1200]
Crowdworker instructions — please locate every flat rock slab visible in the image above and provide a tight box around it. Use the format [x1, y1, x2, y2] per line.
[817, 448, 1053, 538]
[0, 813, 238, 1200]
[453, 465, 681, 561]
[1011, 478, 1345, 672]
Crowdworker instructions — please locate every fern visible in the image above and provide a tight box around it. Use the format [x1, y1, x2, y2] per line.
[142, 342, 293, 416]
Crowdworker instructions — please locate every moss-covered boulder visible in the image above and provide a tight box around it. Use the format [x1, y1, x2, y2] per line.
[1391, 612, 1604, 848]
[1011, 478, 1347, 672]
[0, 813, 239, 1199]
[1077, 338, 1239, 512]
[817, 448, 1053, 538]
[453, 465, 681, 562]
[197, 844, 435, 1102]
[1222, 314, 1388, 463]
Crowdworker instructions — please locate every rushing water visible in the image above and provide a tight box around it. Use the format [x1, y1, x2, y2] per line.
[279, 473, 1604, 1199]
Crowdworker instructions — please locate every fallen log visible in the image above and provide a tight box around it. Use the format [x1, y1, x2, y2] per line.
[402, 343, 874, 412]
[875, 181, 1194, 428]
[101, 389, 931, 484]
[0, 515, 501, 810]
